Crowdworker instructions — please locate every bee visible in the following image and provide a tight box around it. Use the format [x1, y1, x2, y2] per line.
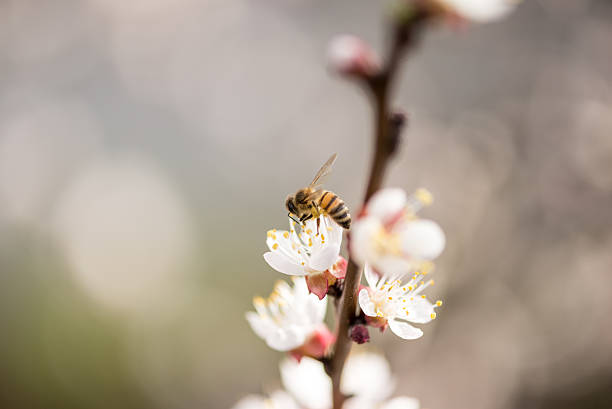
[285, 153, 351, 230]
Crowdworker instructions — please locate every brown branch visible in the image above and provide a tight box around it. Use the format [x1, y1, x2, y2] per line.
[328, 8, 430, 409]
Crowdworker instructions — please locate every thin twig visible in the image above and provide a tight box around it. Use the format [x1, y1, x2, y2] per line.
[329, 9, 429, 409]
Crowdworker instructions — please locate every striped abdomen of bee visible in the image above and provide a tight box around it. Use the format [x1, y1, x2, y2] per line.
[318, 190, 351, 229]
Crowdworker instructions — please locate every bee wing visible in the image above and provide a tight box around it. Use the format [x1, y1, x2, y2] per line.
[309, 153, 337, 189]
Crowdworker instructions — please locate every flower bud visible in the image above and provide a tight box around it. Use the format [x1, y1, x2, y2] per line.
[327, 35, 380, 78]
[349, 324, 371, 344]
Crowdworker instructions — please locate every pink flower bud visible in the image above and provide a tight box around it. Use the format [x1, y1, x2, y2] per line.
[349, 324, 370, 344]
[327, 35, 380, 78]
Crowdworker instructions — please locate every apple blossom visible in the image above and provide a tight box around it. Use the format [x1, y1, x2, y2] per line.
[246, 277, 333, 357]
[359, 264, 442, 340]
[263, 215, 346, 299]
[351, 188, 445, 277]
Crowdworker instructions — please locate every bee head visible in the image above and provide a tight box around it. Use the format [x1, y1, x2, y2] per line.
[285, 195, 298, 216]
[295, 189, 309, 205]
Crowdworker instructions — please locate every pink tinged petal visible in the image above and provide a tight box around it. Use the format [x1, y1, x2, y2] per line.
[367, 188, 407, 223]
[381, 397, 421, 409]
[358, 288, 377, 317]
[388, 318, 423, 340]
[397, 219, 446, 260]
[292, 325, 335, 359]
[327, 35, 380, 77]
[309, 242, 340, 271]
[306, 273, 329, 300]
[330, 256, 347, 279]
[263, 252, 306, 276]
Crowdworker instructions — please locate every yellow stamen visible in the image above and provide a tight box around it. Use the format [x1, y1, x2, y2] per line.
[430, 312, 437, 320]
[272, 243, 279, 250]
[436, 300, 443, 307]
[415, 188, 433, 206]
[283, 232, 289, 239]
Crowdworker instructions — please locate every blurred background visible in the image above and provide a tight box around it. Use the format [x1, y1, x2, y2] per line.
[1, 0, 612, 408]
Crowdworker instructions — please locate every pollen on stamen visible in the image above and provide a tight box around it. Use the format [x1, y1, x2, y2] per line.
[406, 311, 410, 316]
[327, 226, 333, 231]
[306, 229, 313, 235]
[253, 296, 265, 305]
[388, 296, 393, 300]
[430, 312, 437, 320]
[283, 232, 289, 239]
[415, 188, 433, 206]
[436, 300, 443, 307]
[301, 262, 305, 265]
[321, 234, 325, 241]
[272, 243, 279, 250]
[421, 295, 426, 299]
[308, 238, 313, 247]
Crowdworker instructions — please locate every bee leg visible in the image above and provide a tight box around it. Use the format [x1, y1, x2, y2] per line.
[316, 217, 320, 235]
[288, 213, 301, 225]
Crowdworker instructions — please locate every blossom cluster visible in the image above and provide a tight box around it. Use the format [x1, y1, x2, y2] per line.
[233, 352, 421, 409]
[248, 188, 445, 355]
[235, 186, 446, 409]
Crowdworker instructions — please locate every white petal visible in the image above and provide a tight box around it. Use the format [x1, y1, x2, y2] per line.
[309, 242, 341, 272]
[358, 288, 377, 317]
[306, 292, 328, 324]
[363, 264, 379, 288]
[341, 352, 395, 401]
[381, 397, 420, 409]
[404, 297, 436, 324]
[397, 219, 445, 260]
[375, 256, 414, 277]
[266, 325, 307, 351]
[350, 216, 382, 267]
[232, 391, 301, 409]
[245, 311, 275, 340]
[388, 318, 423, 340]
[268, 391, 301, 409]
[232, 395, 267, 409]
[280, 357, 332, 409]
[441, 0, 517, 22]
[343, 397, 373, 409]
[264, 252, 306, 276]
[367, 188, 407, 223]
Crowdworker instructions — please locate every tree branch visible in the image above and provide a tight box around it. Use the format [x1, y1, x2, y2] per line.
[328, 9, 429, 409]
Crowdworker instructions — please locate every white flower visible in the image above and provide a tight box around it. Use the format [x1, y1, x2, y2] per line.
[359, 264, 442, 340]
[341, 352, 396, 402]
[431, 0, 520, 22]
[264, 215, 343, 277]
[280, 357, 331, 409]
[232, 391, 300, 409]
[280, 352, 417, 409]
[351, 188, 445, 276]
[345, 396, 421, 409]
[246, 277, 328, 351]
